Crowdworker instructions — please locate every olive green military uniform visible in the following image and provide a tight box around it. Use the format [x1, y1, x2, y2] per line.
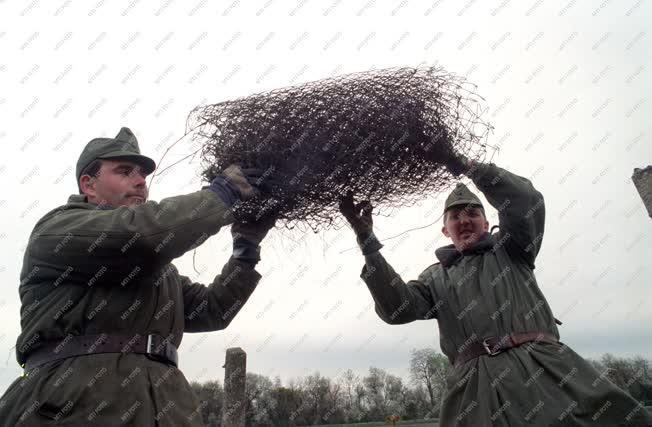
[361, 163, 652, 426]
[0, 130, 262, 426]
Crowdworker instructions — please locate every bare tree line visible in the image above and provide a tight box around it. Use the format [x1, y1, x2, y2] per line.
[190, 350, 652, 426]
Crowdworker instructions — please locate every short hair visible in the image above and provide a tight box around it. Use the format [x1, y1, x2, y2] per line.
[79, 159, 103, 194]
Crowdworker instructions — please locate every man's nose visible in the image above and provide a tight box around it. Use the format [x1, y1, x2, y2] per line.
[132, 170, 147, 186]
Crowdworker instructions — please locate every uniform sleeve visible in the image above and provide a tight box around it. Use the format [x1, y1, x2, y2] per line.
[181, 257, 262, 332]
[470, 163, 545, 267]
[28, 190, 234, 280]
[360, 252, 438, 324]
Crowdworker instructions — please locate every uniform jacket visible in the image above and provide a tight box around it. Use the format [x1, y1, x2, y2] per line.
[361, 163, 652, 426]
[0, 190, 261, 426]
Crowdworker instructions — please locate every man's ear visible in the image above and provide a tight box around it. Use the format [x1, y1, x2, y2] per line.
[483, 219, 489, 232]
[441, 225, 450, 238]
[79, 175, 96, 198]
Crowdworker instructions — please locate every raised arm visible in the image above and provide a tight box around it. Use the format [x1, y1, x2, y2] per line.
[449, 159, 545, 267]
[181, 258, 262, 332]
[28, 190, 235, 278]
[25, 166, 266, 285]
[361, 252, 439, 324]
[339, 195, 439, 325]
[182, 216, 274, 332]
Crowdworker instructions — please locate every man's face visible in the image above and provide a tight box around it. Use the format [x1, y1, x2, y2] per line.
[441, 206, 489, 251]
[80, 159, 149, 207]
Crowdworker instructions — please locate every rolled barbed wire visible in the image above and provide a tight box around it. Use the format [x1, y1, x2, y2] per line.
[187, 66, 490, 230]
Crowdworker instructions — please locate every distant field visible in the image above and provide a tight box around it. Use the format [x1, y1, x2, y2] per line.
[300, 419, 439, 427]
[304, 409, 652, 426]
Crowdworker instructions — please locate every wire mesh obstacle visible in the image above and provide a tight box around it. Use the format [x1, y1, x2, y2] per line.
[188, 66, 490, 230]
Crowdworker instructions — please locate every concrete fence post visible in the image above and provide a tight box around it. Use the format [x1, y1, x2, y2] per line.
[222, 347, 247, 427]
[632, 166, 652, 218]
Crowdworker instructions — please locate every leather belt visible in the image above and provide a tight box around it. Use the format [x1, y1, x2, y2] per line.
[454, 332, 558, 367]
[23, 333, 178, 371]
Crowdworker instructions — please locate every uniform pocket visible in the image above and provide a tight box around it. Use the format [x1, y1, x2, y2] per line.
[33, 359, 85, 424]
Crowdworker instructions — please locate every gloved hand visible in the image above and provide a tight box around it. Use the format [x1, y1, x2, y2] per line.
[231, 216, 276, 264]
[339, 194, 373, 236]
[445, 154, 470, 177]
[339, 193, 383, 255]
[208, 165, 276, 207]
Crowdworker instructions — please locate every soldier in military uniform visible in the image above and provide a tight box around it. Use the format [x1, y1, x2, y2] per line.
[0, 128, 274, 425]
[340, 157, 652, 426]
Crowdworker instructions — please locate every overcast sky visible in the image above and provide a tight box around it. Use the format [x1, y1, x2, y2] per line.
[0, 0, 651, 392]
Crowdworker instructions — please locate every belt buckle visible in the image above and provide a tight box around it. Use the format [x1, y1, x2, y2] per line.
[482, 337, 504, 356]
[146, 334, 178, 367]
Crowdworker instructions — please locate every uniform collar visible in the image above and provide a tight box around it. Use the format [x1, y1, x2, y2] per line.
[435, 232, 494, 267]
[66, 194, 115, 210]
[67, 194, 87, 203]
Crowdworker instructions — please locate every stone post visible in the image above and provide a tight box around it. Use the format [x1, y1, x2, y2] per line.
[632, 166, 652, 218]
[222, 347, 247, 427]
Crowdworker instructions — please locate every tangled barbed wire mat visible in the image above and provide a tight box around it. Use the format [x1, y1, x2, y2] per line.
[187, 66, 490, 230]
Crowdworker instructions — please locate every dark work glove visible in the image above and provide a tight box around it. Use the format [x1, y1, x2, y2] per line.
[445, 154, 470, 177]
[231, 216, 276, 264]
[339, 194, 383, 255]
[208, 165, 277, 207]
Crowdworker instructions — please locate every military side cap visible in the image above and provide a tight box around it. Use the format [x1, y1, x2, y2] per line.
[76, 127, 156, 185]
[444, 183, 484, 213]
